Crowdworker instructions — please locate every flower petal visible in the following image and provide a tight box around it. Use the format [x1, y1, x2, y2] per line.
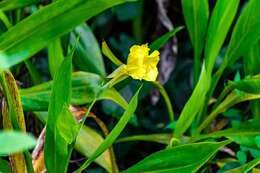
[127, 44, 149, 67]
[143, 67, 158, 81]
[127, 65, 146, 80]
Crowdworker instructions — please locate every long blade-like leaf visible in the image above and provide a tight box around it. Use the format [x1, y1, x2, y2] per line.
[76, 85, 142, 172]
[44, 52, 72, 172]
[181, 0, 209, 83]
[122, 141, 230, 173]
[0, 0, 133, 69]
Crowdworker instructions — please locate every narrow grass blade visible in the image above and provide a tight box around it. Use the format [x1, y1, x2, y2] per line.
[75, 85, 142, 172]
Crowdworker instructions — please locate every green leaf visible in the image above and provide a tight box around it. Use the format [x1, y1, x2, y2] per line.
[223, 0, 260, 68]
[0, 0, 132, 69]
[75, 126, 113, 173]
[0, 0, 39, 11]
[230, 75, 260, 94]
[198, 91, 260, 133]
[149, 26, 184, 52]
[195, 119, 260, 146]
[117, 133, 172, 145]
[244, 41, 260, 118]
[71, 23, 106, 76]
[0, 158, 12, 173]
[98, 87, 128, 110]
[181, 0, 209, 83]
[0, 131, 36, 155]
[76, 85, 142, 172]
[122, 141, 230, 173]
[44, 52, 73, 173]
[175, 0, 240, 138]
[32, 111, 114, 173]
[244, 41, 260, 75]
[24, 60, 43, 84]
[0, 71, 32, 173]
[48, 39, 64, 78]
[20, 72, 128, 111]
[211, 0, 260, 100]
[223, 158, 260, 173]
[102, 41, 123, 66]
[57, 105, 80, 144]
[175, 63, 210, 138]
[204, 0, 239, 73]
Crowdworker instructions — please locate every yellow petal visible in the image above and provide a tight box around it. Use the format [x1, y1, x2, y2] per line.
[126, 65, 146, 80]
[145, 50, 160, 68]
[127, 44, 149, 67]
[143, 67, 158, 81]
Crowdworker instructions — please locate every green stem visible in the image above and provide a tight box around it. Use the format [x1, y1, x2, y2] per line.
[151, 81, 174, 122]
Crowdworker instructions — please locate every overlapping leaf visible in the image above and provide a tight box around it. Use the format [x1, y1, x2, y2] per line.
[0, 0, 133, 69]
[122, 141, 230, 173]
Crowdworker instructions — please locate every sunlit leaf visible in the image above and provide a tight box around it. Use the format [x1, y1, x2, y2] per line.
[122, 141, 230, 173]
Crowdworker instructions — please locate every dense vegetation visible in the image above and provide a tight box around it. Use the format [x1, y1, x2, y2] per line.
[0, 0, 260, 172]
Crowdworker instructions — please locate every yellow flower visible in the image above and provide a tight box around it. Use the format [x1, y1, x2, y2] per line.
[107, 44, 160, 84]
[126, 44, 160, 81]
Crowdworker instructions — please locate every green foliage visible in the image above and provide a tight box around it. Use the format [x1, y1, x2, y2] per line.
[72, 24, 106, 76]
[0, 0, 132, 69]
[181, 0, 209, 83]
[76, 86, 142, 172]
[20, 72, 128, 111]
[0, 158, 12, 173]
[149, 26, 184, 52]
[0, 0, 260, 172]
[0, 0, 39, 11]
[48, 39, 64, 78]
[44, 52, 73, 173]
[224, 158, 260, 173]
[0, 131, 36, 155]
[122, 141, 230, 173]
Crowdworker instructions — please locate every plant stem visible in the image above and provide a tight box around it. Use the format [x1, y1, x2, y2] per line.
[151, 81, 174, 123]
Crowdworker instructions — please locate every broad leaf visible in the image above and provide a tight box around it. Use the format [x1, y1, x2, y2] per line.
[0, 131, 36, 155]
[47, 39, 64, 78]
[0, 0, 133, 69]
[195, 119, 260, 148]
[122, 141, 230, 173]
[57, 105, 79, 144]
[20, 72, 128, 111]
[230, 75, 260, 94]
[0, 158, 12, 173]
[44, 53, 73, 173]
[71, 23, 106, 76]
